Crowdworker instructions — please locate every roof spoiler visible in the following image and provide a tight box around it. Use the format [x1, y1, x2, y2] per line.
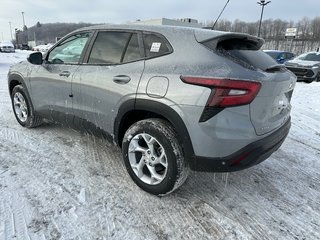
[195, 32, 264, 51]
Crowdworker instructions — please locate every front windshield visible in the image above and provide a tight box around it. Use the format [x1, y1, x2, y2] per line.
[296, 52, 320, 61]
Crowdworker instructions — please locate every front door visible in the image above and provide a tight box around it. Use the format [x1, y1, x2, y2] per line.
[72, 31, 145, 134]
[29, 32, 92, 122]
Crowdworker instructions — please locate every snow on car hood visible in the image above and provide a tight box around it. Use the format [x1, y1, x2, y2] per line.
[286, 59, 320, 67]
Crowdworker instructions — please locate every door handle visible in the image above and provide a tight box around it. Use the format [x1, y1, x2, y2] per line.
[59, 71, 71, 77]
[113, 75, 131, 84]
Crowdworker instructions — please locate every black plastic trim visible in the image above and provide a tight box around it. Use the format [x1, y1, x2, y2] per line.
[114, 99, 136, 145]
[8, 73, 40, 119]
[8, 73, 27, 96]
[199, 106, 224, 122]
[114, 99, 195, 162]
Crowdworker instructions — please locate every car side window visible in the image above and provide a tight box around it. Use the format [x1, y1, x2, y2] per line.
[47, 32, 91, 64]
[123, 33, 142, 63]
[143, 33, 172, 58]
[287, 53, 294, 59]
[88, 31, 142, 64]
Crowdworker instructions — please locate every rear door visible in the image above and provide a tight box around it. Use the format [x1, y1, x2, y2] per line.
[29, 32, 92, 122]
[72, 30, 145, 133]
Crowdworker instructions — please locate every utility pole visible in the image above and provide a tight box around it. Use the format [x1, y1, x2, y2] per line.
[257, 0, 271, 37]
[9, 22, 13, 40]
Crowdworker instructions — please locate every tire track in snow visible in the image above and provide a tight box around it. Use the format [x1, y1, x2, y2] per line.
[181, 175, 269, 240]
[0, 124, 155, 239]
[0, 127, 90, 205]
[0, 123, 148, 238]
[0, 172, 45, 240]
[0, 140, 74, 239]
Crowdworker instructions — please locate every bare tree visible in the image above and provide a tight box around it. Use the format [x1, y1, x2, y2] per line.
[209, 17, 320, 54]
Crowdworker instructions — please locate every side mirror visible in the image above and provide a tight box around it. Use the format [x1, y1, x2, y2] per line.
[27, 52, 43, 65]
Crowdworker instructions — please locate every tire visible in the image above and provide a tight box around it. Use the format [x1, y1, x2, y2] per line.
[122, 118, 189, 196]
[304, 78, 314, 83]
[11, 85, 42, 128]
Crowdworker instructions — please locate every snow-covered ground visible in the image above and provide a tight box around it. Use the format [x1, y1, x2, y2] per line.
[0, 50, 319, 240]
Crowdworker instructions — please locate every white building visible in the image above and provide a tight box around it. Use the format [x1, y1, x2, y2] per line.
[132, 18, 202, 28]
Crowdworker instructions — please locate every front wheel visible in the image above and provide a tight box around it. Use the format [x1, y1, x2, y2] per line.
[304, 78, 314, 83]
[122, 118, 189, 195]
[11, 85, 42, 128]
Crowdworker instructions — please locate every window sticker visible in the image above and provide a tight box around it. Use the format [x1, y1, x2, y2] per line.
[150, 42, 161, 52]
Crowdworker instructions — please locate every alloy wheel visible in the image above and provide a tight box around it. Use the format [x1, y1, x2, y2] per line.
[128, 133, 168, 185]
[13, 92, 28, 123]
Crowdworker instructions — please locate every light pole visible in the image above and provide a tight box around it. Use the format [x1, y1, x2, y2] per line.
[9, 22, 13, 40]
[21, 11, 26, 28]
[257, 0, 271, 37]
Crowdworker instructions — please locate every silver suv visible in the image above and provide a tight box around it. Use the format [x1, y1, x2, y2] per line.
[8, 25, 296, 195]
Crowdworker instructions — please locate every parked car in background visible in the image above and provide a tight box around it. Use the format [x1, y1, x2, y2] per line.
[20, 44, 30, 50]
[263, 50, 295, 64]
[8, 24, 296, 195]
[0, 41, 15, 53]
[285, 51, 320, 83]
[32, 44, 53, 53]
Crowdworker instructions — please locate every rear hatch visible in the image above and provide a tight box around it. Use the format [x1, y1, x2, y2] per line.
[195, 30, 296, 135]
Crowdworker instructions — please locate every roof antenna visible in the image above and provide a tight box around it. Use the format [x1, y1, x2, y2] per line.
[211, 0, 231, 30]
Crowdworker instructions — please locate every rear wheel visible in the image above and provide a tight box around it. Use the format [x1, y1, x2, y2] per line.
[122, 118, 189, 195]
[11, 85, 42, 128]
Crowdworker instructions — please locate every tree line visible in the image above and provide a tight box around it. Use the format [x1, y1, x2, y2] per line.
[15, 22, 94, 46]
[16, 17, 320, 54]
[206, 17, 320, 54]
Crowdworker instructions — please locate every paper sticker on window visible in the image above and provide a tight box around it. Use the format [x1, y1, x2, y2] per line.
[150, 42, 161, 52]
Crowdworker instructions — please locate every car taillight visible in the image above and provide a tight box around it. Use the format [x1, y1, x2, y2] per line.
[180, 76, 261, 122]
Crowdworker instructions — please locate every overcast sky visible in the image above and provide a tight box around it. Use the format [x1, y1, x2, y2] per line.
[1, 0, 319, 41]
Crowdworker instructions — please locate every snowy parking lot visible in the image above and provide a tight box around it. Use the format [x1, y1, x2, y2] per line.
[0, 50, 319, 240]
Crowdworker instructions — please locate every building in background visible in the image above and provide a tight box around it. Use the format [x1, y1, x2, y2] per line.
[132, 18, 202, 28]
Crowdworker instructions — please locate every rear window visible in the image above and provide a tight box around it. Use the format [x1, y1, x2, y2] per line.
[203, 38, 276, 71]
[226, 50, 277, 70]
[88, 31, 142, 65]
[143, 33, 172, 58]
[123, 34, 142, 62]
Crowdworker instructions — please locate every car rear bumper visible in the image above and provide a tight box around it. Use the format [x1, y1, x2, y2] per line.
[190, 118, 291, 172]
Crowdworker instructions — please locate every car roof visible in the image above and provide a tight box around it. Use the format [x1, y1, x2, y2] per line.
[79, 23, 194, 31]
[73, 24, 258, 43]
[0, 41, 13, 44]
[263, 50, 292, 53]
[302, 51, 320, 54]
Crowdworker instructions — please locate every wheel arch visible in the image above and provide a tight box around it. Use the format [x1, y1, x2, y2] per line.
[8, 73, 28, 98]
[114, 99, 195, 161]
